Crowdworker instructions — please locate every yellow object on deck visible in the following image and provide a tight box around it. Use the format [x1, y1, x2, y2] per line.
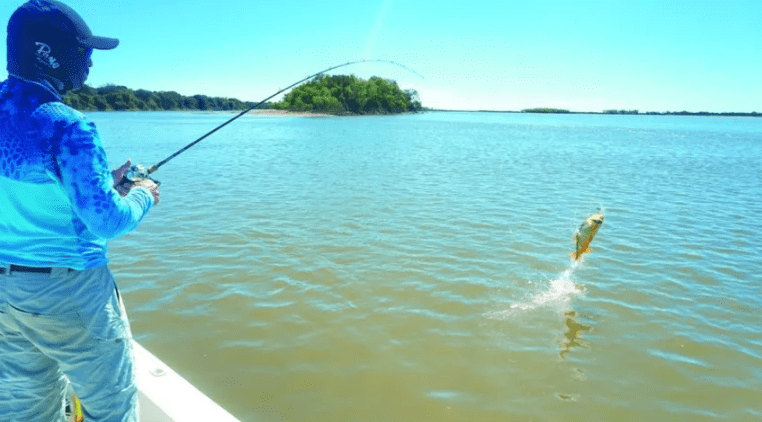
[66, 391, 84, 422]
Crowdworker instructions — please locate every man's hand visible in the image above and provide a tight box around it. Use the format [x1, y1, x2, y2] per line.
[112, 159, 132, 196]
[132, 179, 161, 205]
[111, 159, 161, 205]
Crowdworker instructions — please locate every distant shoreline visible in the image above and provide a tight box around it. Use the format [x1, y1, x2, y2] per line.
[238, 109, 329, 117]
[89, 109, 331, 117]
[431, 109, 761, 117]
[88, 108, 762, 118]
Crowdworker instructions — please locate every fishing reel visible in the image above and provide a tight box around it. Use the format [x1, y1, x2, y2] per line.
[118, 164, 161, 190]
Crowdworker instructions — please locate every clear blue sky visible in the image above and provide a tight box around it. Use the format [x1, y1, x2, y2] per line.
[1, 0, 760, 112]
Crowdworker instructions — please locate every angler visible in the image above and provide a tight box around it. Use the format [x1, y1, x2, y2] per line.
[0, 1, 158, 421]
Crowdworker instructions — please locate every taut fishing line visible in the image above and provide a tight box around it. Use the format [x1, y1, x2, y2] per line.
[119, 59, 423, 187]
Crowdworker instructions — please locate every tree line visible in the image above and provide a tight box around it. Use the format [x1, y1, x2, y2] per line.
[521, 108, 571, 113]
[63, 84, 257, 112]
[62, 75, 423, 115]
[271, 74, 422, 114]
[602, 109, 760, 116]
[520, 108, 760, 117]
[603, 109, 640, 115]
[643, 110, 760, 117]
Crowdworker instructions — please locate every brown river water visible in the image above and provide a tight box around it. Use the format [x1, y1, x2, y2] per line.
[96, 111, 762, 421]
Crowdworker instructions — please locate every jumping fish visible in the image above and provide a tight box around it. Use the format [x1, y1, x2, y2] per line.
[571, 213, 604, 260]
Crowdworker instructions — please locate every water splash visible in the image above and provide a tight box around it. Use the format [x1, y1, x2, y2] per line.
[511, 265, 584, 311]
[489, 261, 585, 320]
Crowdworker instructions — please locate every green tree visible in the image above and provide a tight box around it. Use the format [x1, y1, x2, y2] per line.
[404, 89, 422, 112]
[182, 96, 198, 110]
[157, 91, 183, 110]
[97, 84, 129, 96]
[194, 95, 210, 110]
[62, 84, 258, 112]
[93, 95, 110, 111]
[274, 74, 419, 115]
[63, 94, 84, 110]
[135, 89, 160, 110]
[105, 90, 139, 111]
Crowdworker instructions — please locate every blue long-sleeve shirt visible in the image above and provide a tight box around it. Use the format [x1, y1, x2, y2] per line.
[0, 76, 154, 270]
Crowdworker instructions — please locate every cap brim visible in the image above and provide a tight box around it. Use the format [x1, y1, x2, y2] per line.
[80, 35, 119, 50]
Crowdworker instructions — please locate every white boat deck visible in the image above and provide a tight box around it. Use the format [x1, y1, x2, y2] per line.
[133, 341, 241, 422]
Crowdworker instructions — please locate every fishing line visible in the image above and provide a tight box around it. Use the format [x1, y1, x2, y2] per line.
[121, 59, 423, 185]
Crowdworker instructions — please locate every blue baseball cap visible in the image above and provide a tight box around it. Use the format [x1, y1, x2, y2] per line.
[9, 0, 119, 50]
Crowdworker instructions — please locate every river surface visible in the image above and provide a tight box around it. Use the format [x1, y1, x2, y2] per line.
[96, 111, 762, 422]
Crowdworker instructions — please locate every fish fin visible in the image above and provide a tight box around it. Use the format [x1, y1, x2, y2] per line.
[570, 252, 579, 260]
[584, 246, 591, 254]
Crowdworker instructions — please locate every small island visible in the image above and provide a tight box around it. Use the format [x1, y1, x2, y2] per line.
[270, 74, 422, 115]
[62, 74, 422, 115]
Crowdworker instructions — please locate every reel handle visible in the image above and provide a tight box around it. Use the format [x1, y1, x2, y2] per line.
[117, 164, 161, 191]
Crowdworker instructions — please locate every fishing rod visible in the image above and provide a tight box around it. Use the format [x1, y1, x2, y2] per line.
[120, 59, 423, 187]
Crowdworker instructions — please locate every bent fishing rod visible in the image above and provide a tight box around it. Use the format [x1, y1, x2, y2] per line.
[120, 59, 423, 186]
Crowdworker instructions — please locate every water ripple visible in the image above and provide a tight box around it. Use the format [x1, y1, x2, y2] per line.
[100, 112, 762, 422]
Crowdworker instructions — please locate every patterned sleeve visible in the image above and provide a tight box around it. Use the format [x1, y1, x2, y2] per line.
[32, 102, 154, 238]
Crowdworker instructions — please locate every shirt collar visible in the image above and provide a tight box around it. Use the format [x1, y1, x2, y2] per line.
[8, 73, 63, 101]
